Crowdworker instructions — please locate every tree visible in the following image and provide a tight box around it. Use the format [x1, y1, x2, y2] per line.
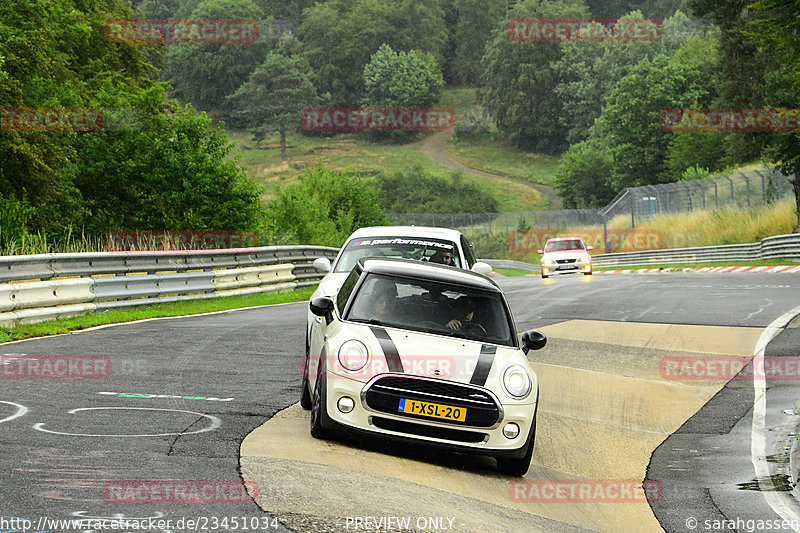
[300, 0, 448, 105]
[449, 0, 505, 85]
[74, 92, 264, 233]
[555, 138, 616, 208]
[362, 44, 444, 108]
[553, 10, 706, 146]
[746, 0, 800, 225]
[598, 50, 713, 190]
[227, 52, 319, 160]
[265, 165, 388, 247]
[480, 0, 589, 153]
[162, 0, 268, 109]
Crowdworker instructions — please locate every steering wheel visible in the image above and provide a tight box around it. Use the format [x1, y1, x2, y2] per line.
[459, 321, 487, 336]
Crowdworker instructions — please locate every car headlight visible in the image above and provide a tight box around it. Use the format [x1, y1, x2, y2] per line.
[338, 340, 370, 372]
[502, 365, 532, 399]
[542, 257, 554, 266]
[579, 255, 591, 263]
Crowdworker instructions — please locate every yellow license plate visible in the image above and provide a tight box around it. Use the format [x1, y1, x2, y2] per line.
[398, 398, 467, 422]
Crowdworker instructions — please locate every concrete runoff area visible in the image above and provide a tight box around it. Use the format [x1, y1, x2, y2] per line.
[240, 320, 764, 532]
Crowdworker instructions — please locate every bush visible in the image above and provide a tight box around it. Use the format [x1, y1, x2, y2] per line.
[264, 165, 388, 247]
[377, 166, 498, 214]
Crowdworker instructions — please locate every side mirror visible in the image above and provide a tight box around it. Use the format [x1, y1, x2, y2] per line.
[471, 261, 493, 275]
[313, 257, 331, 273]
[536, 249, 543, 254]
[586, 246, 594, 251]
[521, 329, 547, 354]
[309, 297, 335, 324]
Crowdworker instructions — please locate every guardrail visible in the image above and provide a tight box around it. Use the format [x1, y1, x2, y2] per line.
[0, 246, 339, 328]
[480, 233, 800, 273]
[591, 233, 800, 268]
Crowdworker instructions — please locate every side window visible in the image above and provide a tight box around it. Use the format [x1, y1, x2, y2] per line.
[461, 235, 476, 268]
[336, 267, 361, 313]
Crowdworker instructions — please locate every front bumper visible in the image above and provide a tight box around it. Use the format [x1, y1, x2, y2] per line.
[322, 373, 536, 456]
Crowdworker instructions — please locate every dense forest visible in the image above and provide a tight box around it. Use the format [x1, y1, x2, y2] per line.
[1, 0, 798, 247]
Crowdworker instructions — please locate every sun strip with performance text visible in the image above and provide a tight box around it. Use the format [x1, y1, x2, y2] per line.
[470, 345, 497, 386]
[369, 327, 404, 373]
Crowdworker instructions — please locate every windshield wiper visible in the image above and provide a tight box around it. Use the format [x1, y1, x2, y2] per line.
[350, 318, 394, 328]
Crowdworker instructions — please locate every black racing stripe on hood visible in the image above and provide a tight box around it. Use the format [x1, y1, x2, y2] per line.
[470, 345, 497, 386]
[369, 326, 404, 373]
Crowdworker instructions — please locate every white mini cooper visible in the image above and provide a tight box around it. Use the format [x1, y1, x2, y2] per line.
[300, 257, 546, 476]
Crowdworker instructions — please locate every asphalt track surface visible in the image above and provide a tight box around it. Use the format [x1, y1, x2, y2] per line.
[1, 272, 799, 533]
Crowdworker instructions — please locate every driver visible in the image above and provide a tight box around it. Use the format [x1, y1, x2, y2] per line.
[428, 249, 455, 266]
[445, 296, 476, 332]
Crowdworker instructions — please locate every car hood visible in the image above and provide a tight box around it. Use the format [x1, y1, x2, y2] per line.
[331, 324, 520, 383]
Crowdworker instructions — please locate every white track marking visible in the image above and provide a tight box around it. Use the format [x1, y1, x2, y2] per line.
[32, 407, 221, 437]
[752, 304, 800, 530]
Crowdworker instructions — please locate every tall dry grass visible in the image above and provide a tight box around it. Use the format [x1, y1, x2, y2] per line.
[606, 197, 798, 248]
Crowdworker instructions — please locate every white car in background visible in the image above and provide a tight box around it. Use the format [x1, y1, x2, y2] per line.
[538, 237, 593, 279]
[306, 226, 492, 344]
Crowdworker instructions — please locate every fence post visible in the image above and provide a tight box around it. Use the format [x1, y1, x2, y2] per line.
[469, 214, 474, 235]
[725, 175, 734, 205]
[741, 173, 751, 208]
[629, 191, 635, 229]
[713, 180, 718, 209]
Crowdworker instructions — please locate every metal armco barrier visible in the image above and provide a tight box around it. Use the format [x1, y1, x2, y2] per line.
[479, 233, 800, 272]
[591, 233, 800, 268]
[0, 246, 339, 328]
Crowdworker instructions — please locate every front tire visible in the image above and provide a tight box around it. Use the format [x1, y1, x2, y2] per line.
[496, 419, 535, 476]
[300, 356, 312, 410]
[309, 362, 330, 439]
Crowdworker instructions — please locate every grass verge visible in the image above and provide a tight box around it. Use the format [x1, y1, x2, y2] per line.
[492, 268, 534, 277]
[0, 287, 316, 344]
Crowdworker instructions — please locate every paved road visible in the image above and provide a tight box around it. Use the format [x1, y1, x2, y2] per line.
[1, 272, 798, 532]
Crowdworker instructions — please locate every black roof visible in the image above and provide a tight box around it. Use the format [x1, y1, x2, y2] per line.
[356, 257, 501, 293]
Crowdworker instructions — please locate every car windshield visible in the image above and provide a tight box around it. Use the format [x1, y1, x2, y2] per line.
[344, 273, 515, 347]
[544, 239, 585, 252]
[334, 237, 460, 272]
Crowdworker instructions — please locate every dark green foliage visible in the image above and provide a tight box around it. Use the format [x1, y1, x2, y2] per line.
[227, 52, 319, 160]
[162, 0, 269, 109]
[555, 138, 616, 208]
[264, 165, 388, 247]
[377, 166, 499, 214]
[480, 0, 589, 153]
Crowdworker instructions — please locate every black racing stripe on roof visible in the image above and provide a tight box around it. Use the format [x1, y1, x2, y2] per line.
[470, 345, 497, 386]
[370, 326, 404, 373]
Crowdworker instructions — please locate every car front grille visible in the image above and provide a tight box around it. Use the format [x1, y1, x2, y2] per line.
[556, 258, 577, 264]
[363, 376, 501, 428]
